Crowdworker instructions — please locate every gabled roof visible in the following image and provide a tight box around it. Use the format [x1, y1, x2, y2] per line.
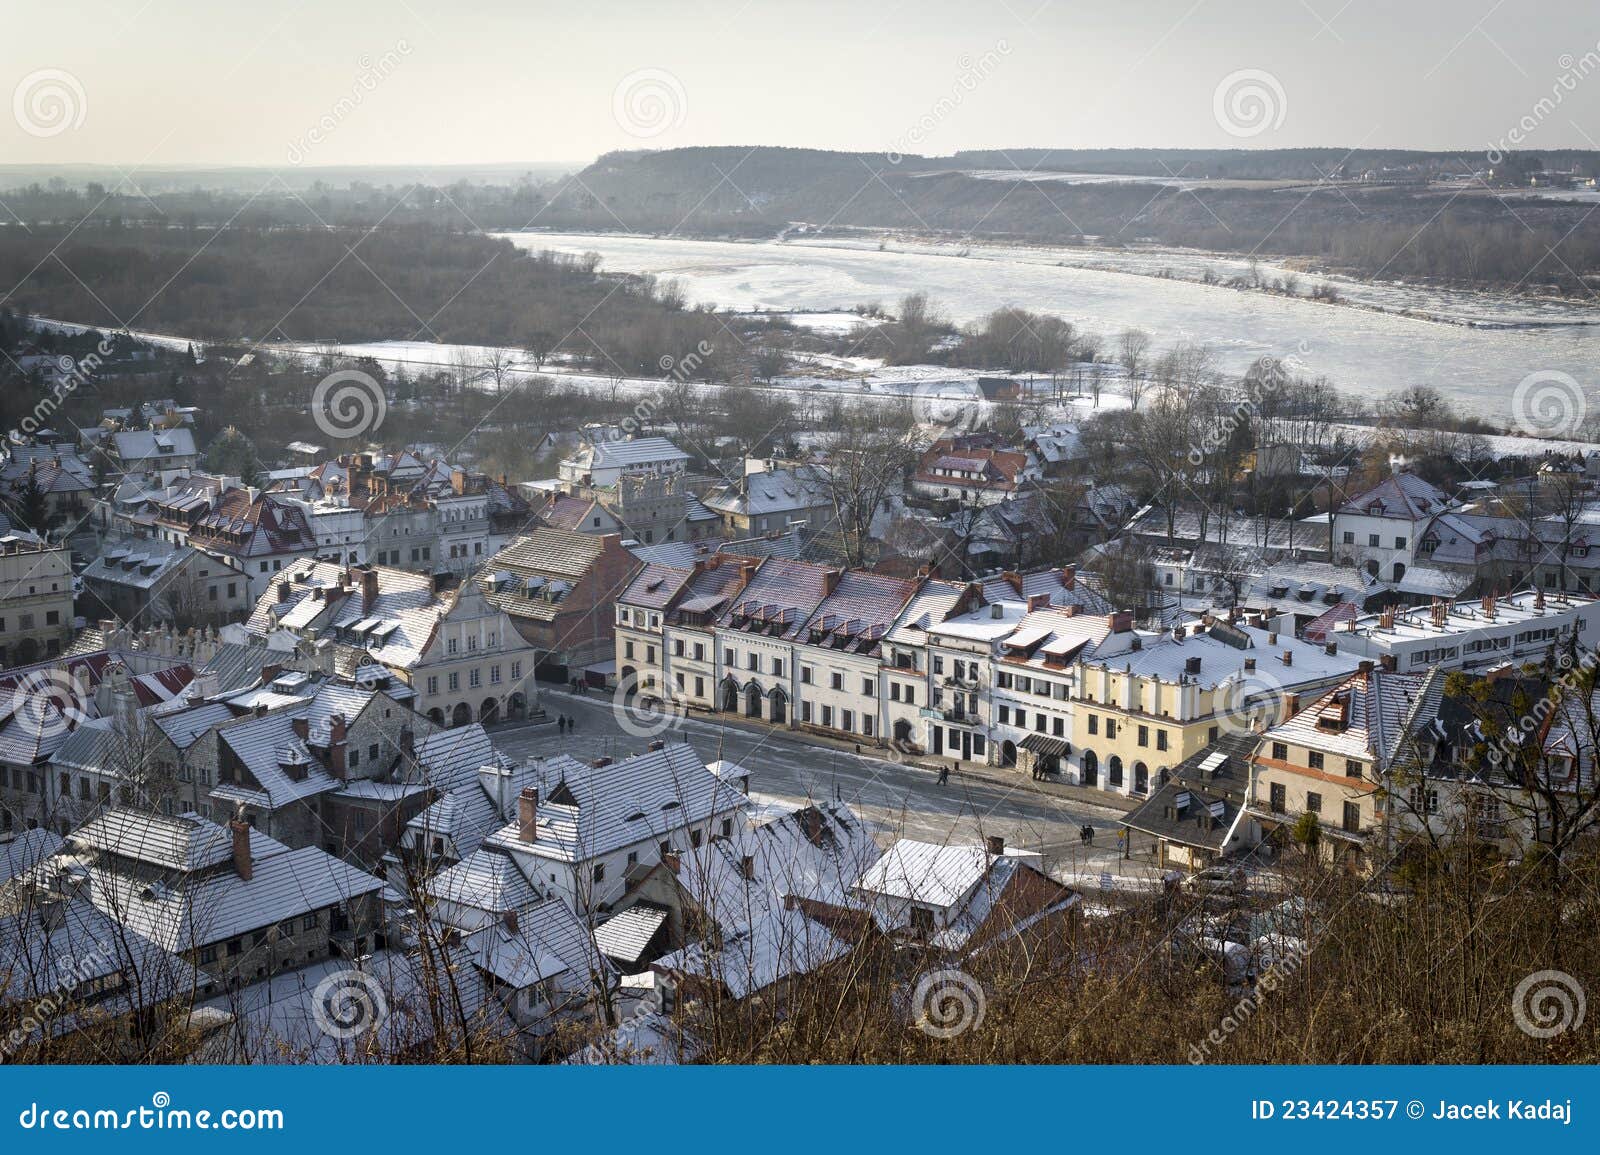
[1339, 472, 1450, 520]
[485, 743, 748, 865]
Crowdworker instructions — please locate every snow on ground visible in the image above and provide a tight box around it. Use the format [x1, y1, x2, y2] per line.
[495, 230, 1598, 421]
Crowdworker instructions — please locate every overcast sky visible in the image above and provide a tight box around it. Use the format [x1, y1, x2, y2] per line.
[5, 0, 1600, 168]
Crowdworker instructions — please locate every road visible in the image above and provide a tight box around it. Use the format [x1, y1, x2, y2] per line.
[489, 688, 1160, 888]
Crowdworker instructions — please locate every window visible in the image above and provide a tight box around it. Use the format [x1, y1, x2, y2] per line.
[1307, 751, 1324, 770]
[1156, 731, 1168, 752]
[1087, 715, 1098, 736]
[1306, 791, 1322, 814]
[1342, 531, 1354, 544]
[302, 914, 317, 931]
[747, 653, 758, 671]
[862, 677, 874, 697]
[427, 676, 439, 694]
[624, 641, 635, 659]
[1271, 741, 1288, 761]
[842, 710, 854, 732]
[830, 672, 843, 690]
[367, 743, 379, 761]
[199, 945, 218, 964]
[469, 668, 481, 688]
[1395, 536, 1406, 550]
[1345, 759, 1363, 779]
[772, 658, 784, 677]
[1137, 725, 1149, 747]
[511, 661, 522, 680]
[690, 828, 702, 848]
[490, 665, 501, 685]
[627, 850, 639, 866]
[1409, 785, 1439, 814]
[1368, 534, 1380, 547]
[1342, 801, 1362, 833]
[448, 672, 459, 691]
[1269, 782, 1287, 813]
[592, 863, 605, 883]
[724, 648, 734, 667]
[800, 666, 813, 684]
[720, 818, 732, 837]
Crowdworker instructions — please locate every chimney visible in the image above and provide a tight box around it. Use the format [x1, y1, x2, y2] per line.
[1325, 641, 1338, 656]
[1060, 564, 1076, 590]
[229, 817, 252, 881]
[591, 756, 613, 769]
[1358, 660, 1374, 675]
[1185, 655, 1202, 675]
[276, 581, 291, 604]
[800, 808, 825, 846]
[985, 834, 1005, 856]
[1244, 657, 1255, 672]
[361, 568, 379, 610]
[328, 713, 347, 777]
[517, 787, 539, 843]
[502, 909, 518, 934]
[1027, 592, 1051, 611]
[1002, 571, 1023, 595]
[662, 849, 681, 873]
[1380, 654, 1397, 672]
[823, 568, 844, 595]
[1281, 650, 1293, 667]
[740, 854, 756, 881]
[451, 466, 467, 495]
[292, 716, 309, 741]
[260, 662, 282, 685]
[1110, 610, 1134, 633]
[1284, 692, 1301, 716]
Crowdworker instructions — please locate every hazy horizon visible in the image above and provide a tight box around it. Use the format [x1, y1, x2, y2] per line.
[6, 0, 1600, 171]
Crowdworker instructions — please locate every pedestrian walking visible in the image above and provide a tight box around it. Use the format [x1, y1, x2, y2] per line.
[937, 765, 950, 786]
[558, 715, 567, 734]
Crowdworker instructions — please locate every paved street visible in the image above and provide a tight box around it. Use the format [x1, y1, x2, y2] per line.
[489, 688, 1161, 888]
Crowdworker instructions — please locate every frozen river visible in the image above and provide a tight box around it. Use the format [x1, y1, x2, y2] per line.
[495, 230, 1599, 421]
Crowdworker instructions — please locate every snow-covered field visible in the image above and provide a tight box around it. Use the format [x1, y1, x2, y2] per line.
[497, 230, 1598, 421]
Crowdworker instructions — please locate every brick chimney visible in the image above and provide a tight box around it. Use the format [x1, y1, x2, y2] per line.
[1380, 653, 1397, 672]
[229, 817, 253, 881]
[823, 568, 844, 595]
[360, 568, 379, 610]
[1002, 571, 1023, 595]
[276, 581, 291, 604]
[1060, 564, 1076, 590]
[327, 713, 348, 777]
[292, 716, 309, 741]
[517, 787, 539, 843]
[1110, 610, 1134, 633]
[260, 662, 282, 685]
[741, 854, 756, 881]
[985, 834, 1005, 856]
